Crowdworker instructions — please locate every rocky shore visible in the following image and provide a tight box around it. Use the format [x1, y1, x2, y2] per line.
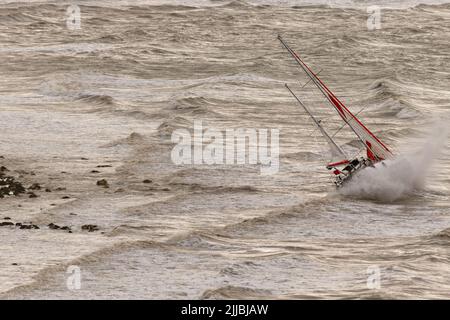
[0, 166, 26, 198]
[0, 161, 101, 234]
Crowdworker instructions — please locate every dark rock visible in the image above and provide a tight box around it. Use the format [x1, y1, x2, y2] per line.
[28, 183, 41, 190]
[3, 217, 11, 220]
[96, 165, 112, 168]
[11, 263, 18, 266]
[61, 196, 70, 199]
[81, 157, 89, 160]
[162, 188, 171, 191]
[0, 175, 26, 197]
[91, 170, 100, 173]
[142, 179, 152, 184]
[48, 223, 60, 230]
[69, 213, 77, 216]
[55, 187, 66, 191]
[47, 223, 70, 231]
[96, 179, 109, 188]
[0, 166, 8, 172]
[81, 224, 99, 232]
[0, 221, 14, 227]
[15, 223, 22, 227]
[45, 188, 51, 192]
[28, 192, 38, 198]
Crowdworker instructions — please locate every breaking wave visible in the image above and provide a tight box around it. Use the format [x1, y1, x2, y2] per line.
[431, 227, 450, 240]
[167, 96, 224, 117]
[157, 116, 192, 137]
[102, 132, 146, 148]
[75, 94, 116, 106]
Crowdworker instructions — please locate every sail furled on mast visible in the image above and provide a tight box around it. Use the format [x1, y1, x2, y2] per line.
[278, 35, 394, 162]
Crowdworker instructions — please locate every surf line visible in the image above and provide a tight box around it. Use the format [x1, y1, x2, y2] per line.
[171, 120, 279, 175]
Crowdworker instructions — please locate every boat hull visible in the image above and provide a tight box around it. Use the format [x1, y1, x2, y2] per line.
[334, 161, 374, 188]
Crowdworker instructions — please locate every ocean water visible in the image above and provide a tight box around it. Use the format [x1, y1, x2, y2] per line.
[0, 0, 449, 299]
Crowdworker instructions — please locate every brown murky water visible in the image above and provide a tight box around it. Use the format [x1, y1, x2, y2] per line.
[0, 0, 449, 299]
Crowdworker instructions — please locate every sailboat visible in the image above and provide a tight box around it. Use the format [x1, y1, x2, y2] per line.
[278, 35, 394, 187]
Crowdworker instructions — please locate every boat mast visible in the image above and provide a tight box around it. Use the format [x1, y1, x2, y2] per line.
[278, 35, 387, 161]
[285, 84, 347, 160]
[278, 36, 337, 108]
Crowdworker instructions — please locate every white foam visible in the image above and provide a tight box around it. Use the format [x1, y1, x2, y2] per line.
[339, 123, 448, 202]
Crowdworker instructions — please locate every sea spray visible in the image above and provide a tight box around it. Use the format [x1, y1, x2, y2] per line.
[339, 123, 448, 202]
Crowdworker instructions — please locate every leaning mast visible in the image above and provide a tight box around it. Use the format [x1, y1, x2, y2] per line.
[278, 35, 393, 162]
